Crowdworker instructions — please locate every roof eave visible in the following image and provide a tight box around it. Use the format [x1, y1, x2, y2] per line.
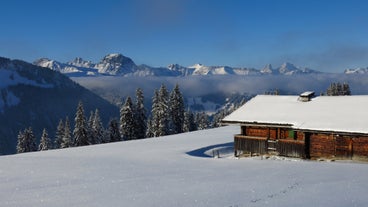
[221, 120, 368, 136]
[221, 120, 293, 128]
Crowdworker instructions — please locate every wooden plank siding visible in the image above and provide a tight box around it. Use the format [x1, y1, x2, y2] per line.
[234, 135, 267, 156]
[309, 133, 335, 159]
[235, 125, 368, 160]
[277, 139, 306, 158]
[234, 134, 306, 158]
[353, 137, 368, 160]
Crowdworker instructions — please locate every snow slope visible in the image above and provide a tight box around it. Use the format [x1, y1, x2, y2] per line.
[1, 126, 367, 207]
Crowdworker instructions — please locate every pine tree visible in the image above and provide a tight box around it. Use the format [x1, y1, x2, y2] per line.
[39, 128, 51, 151]
[16, 130, 26, 153]
[26, 127, 37, 152]
[61, 117, 72, 148]
[336, 82, 343, 95]
[54, 119, 64, 149]
[87, 110, 95, 144]
[145, 116, 154, 138]
[134, 88, 147, 139]
[196, 112, 210, 130]
[157, 84, 170, 136]
[92, 109, 104, 144]
[17, 127, 37, 153]
[183, 109, 196, 132]
[151, 90, 160, 137]
[169, 84, 185, 134]
[120, 96, 135, 140]
[342, 82, 351, 95]
[211, 110, 226, 128]
[73, 101, 89, 146]
[107, 118, 121, 142]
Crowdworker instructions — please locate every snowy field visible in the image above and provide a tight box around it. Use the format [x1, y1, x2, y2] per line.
[1, 126, 368, 207]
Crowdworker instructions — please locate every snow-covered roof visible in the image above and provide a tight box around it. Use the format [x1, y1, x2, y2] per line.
[300, 91, 315, 97]
[222, 95, 368, 134]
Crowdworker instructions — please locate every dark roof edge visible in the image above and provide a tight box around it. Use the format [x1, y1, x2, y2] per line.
[221, 120, 292, 127]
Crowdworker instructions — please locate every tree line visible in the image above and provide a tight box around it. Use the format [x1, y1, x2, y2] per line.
[16, 83, 228, 153]
[325, 82, 351, 96]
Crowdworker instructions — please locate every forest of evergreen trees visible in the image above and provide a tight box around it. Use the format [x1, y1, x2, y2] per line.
[16, 84, 240, 153]
[325, 82, 351, 96]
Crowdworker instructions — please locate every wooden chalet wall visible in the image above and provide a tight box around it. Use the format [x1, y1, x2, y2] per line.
[353, 137, 368, 159]
[236, 126, 307, 158]
[309, 133, 368, 160]
[309, 133, 335, 158]
[235, 125, 368, 160]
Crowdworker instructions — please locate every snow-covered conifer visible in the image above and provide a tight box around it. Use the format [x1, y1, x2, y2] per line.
[16, 130, 26, 153]
[39, 128, 51, 151]
[61, 117, 72, 148]
[342, 82, 351, 95]
[92, 109, 104, 143]
[26, 127, 37, 152]
[120, 96, 135, 140]
[73, 101, 88, 146]
[157, 84, 170, 136]
[54, 119, 64, 149]
[87, 110, 95, 144]
[134, 88, 147, 139]
[145, 116, 154, 138]
[169, 84, 185, 134]
[107, 118, 121, 142]
[151, 90, 160, 137]
[327, 82, 352, 96]
[183, 109, 197, 132]
[196, 112, 210, 130]
[17, 127, 37, 153]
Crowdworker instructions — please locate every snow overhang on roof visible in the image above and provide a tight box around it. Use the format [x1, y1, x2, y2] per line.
[222, 95, 368, 134]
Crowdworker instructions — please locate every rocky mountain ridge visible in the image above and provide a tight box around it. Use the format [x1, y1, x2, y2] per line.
[34, 53, 323, 77]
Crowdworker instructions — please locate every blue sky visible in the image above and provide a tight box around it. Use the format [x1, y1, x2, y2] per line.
[1, 0, 368, 72]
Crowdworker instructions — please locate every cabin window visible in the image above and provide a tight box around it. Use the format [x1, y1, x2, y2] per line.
[288, 130, 297, 140]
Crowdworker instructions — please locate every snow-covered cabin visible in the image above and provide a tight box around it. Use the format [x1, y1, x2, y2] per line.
[222, 94, 368, 160]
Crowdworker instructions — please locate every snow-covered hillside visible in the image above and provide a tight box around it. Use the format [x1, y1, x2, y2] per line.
[34, 54, 321, 77]
[0, 69, 53, 112]
[1, 126, 367, 207]
[0, 57, 119, 155]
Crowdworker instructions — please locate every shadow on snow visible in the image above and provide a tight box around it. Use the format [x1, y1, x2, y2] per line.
[186, 142, 234, 158]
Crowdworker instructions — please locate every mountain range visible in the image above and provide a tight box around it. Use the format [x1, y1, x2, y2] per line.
[34, 53, 326, 77]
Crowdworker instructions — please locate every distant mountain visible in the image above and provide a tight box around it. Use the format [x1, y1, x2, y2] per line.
[34, 53, 321, 77]
[0, 57, 119, 154]
[261, 64, 274, 74]
[344, 67, 368, 74]
[94, 53, 138, 75]
[259, 62, 318, 75]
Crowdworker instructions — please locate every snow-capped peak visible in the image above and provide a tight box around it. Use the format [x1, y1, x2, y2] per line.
[279, 62, 298, 73]
[95, 53, 138, 75]
[344, 67, 368, 74]
[105, 53, 121, 58]
[68, 57, 95, 68]
[189, 63, 204, 69]
[33, 58, 64, 72]
[168, 64, 184, 71]
[261, 64, 274, 74]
